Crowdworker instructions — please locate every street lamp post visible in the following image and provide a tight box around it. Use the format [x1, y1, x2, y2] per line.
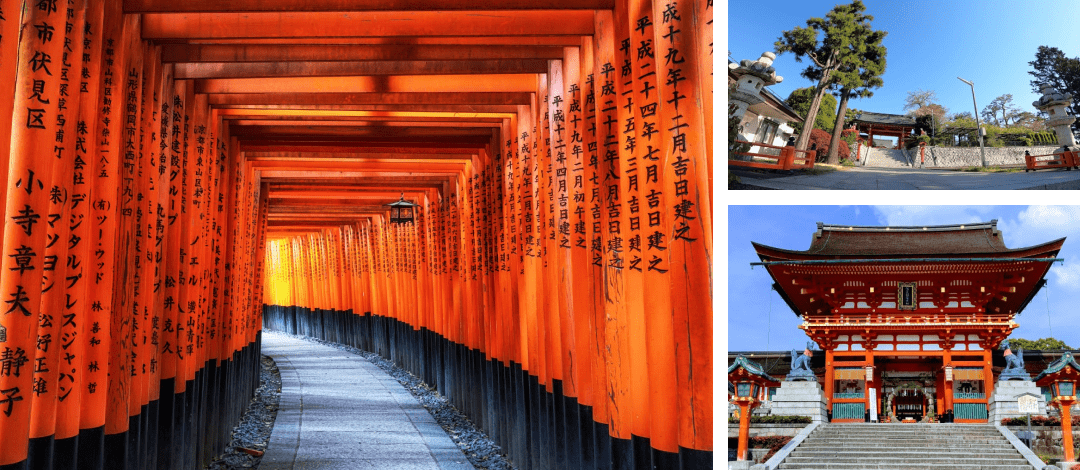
[957, 77, 987, 167]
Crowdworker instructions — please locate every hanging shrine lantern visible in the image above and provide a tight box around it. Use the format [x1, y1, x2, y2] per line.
[387, 193, 418, 224]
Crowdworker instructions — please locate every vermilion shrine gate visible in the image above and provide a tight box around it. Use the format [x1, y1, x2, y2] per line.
[753, 221, 1063, 423]
[850, 112, 919, 150]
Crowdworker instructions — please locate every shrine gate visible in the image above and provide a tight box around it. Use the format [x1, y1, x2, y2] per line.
[753, 221, 1062, 423]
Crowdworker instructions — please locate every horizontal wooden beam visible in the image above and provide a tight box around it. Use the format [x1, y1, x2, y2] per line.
[227, 118, 504, 129]
[267, 221, 375, 228]
[269, 205, 393, 213]
[197, 74, 537, 94]
[250, 160, 467, 171]
[126, 0, 613, 13]
[269, 190, 421, 199]
[247, 153, 476, 161]
[141, 11, 595, 39]
[170, 36, 583, 46]
[229, 125, 495, 138]
[258, 170, 459, 179]
[208, 92, 532, 106]
[174, 60, 551, 78]
[240, 143, 483, 154]
[163, 44, 566, 62]
[216, 108, 511, 119]
[268, 179, 450, 190]
[236, 134, 492, 145]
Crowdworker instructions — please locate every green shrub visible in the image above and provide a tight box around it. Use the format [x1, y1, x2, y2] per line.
[758, 436, 793, 462]
[1001, 415, 1080, 426]
[729, 415, 814, 424]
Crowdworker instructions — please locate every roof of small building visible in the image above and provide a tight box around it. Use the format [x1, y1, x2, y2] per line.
[851, 111, 918, 127]
[753, 220, 1066, 258]
[729, 354, 779, 383]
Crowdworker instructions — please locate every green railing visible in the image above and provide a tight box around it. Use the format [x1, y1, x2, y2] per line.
[833, 392, 865, 399]
[955, 403, 987, 420]
[953, 393, 985, 399]
[832, 402, 865, 420]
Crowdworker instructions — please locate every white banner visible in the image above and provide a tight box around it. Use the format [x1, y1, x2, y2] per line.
[869, 388, 878, 422]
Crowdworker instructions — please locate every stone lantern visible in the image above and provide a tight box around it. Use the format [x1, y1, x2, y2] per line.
[729, 355, 780, 464]
[1032, 85, 1078, 148]
[1035, 351, 1080, 467]
[728, 52, 784, 121]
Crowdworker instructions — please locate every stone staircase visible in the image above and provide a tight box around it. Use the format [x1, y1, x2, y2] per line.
[863, 147, 912, 168]
[777, 423, 1039, 470]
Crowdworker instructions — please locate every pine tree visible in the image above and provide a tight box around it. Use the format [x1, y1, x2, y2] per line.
[775, 0, 887, 155]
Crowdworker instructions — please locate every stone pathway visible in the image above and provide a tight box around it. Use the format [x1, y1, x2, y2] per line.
[260, 331, 475, 470]
[737, 166, 1080, 190]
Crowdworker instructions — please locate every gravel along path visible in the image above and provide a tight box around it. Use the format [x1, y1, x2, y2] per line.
[204, 355, 282, 469]
[206, 331, 516, 470]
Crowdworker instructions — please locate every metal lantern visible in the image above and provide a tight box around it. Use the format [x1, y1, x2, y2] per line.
[387, 193, 418, 224]
[1035, 352, 1080, 464]
[1054, 380, 1075, 398]
[729, 355, 780, 462]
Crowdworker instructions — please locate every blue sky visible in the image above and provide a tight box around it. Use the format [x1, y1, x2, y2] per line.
[725, 0, 1080, 121]
[728, 206, 1080, 352]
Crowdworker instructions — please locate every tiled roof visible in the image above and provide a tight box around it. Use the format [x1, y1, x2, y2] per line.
[729, 354, 779, 383]
[851, 111, 918, 127]
[754, 220, 1065, 258]
[1034, 351, 1080, 382]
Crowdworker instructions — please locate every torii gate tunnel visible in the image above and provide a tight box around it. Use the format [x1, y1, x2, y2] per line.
[0, 0, 712, 469]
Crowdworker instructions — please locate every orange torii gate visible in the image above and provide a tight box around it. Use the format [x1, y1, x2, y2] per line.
[0, 0, 711, 469]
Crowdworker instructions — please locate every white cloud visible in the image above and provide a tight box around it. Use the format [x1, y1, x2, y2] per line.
[872, 206, 992, 227]
[1013, 206, 1080, 242]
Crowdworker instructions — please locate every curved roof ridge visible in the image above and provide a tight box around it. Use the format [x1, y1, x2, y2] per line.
[817, 220, 998, 233]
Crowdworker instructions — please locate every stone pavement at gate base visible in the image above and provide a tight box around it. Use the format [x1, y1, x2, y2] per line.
[738, 166, 1080, 190]
[260, 332, 476, 470]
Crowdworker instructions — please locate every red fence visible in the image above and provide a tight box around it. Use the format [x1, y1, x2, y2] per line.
[729, 140, 816, 170]
[1025, 150, 1079, 171]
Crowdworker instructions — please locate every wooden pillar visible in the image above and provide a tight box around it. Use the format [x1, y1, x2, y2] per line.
[79, 0, 125, 456]
[0, 0, 66, 460]
[1062, 402, 1075, 462]
[28, 0, 89, 456]
[61, 0, 106, 446]
[736, 403, 752, 461]
[652, 0, 712, 451]
[0, 0, 24, 218]
[824, 349, 834, 419]
[943, 348, 953, 417]
[104, 11, 142, 446]
[983, 348, 994, 412]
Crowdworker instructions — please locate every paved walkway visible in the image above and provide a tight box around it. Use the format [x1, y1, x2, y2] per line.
[738, 166, 1080, 190]
[261, 331, 475, 470]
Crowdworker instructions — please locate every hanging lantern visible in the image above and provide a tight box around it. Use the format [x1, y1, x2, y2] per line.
[387, 193, 418, 224]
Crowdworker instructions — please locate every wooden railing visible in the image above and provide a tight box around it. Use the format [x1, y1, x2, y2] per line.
[729, 140, 816, 171]
[1025, 149, 1078, 171]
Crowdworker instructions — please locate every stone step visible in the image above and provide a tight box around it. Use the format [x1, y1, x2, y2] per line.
[812, 432, 1002, 440]
[778, 464, 1034, 470]
[790, 448, 1025, 456]
[784, 456, 1030, 465]
[802, 439, 1011, 447]
[771, 423, 1037, 470]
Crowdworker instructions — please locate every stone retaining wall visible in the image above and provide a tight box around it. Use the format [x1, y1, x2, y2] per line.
[921, 145, 1062, 168]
